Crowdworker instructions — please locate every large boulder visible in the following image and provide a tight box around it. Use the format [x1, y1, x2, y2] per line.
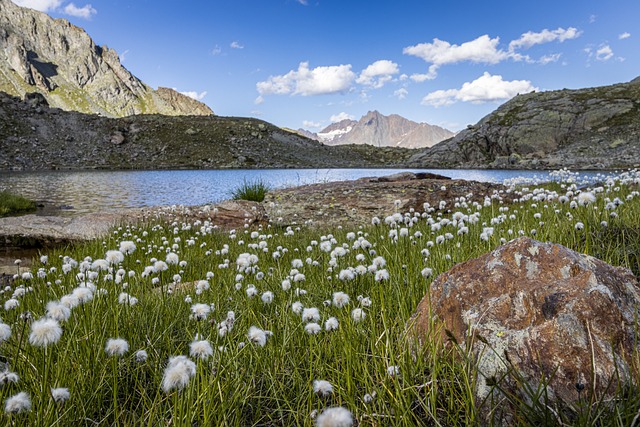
[411, 237, 640, 419]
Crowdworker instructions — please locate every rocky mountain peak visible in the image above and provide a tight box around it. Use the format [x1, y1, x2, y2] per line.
[0, 0, 213, 117]
[309, 111, 454, 149]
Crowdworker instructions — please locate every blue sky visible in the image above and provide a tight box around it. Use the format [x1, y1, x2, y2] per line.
[12, 0, 640, 132]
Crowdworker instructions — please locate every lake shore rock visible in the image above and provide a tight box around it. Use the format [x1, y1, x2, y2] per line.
[410, 237, 640, 423]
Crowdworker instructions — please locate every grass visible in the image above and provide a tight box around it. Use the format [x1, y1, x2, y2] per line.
[0, 191, 37, 217]
[0, 170, 639, 425]
[230, 178, 271, 202]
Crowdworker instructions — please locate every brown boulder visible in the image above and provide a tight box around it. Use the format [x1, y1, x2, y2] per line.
[411, 237, 640, 416]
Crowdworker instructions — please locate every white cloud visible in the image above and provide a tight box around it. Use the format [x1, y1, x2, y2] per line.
[394, 88, 408, 100]
[421, 72, 537, 107]
[63, 2, 96, 19]
[509, 27, 581, 51]
[302, 120, 321, 129]
[230, 41, 244, 49]
[619, 32, 631, 40]
[179, 90, 207, 101]
[11, 0, 62, 12]
[589, 14, 597, 23]
[119, 49, 130, 63]
[356, 60, 399, 88]
[404, 35, 507, 79]
[296, 0, 308, 4]
[539, 53, 562, 64]
[330, 112, 355, 122]
[595, 45, 613, 61]
[256, 62, 355, 97]
[410, 72, 436, 82]
[211, 45, 222, 55]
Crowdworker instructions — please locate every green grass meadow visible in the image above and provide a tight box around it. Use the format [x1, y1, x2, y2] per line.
[1, 169, 639, 426]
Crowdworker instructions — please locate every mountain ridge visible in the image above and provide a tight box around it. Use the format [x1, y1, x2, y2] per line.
[408, 77, 640, 169]
[301, 111, 454, 149]
[0, 0, 213, 117]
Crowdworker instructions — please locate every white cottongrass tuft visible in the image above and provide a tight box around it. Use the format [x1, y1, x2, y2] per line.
[4, 299, 19, 311]
[51, 387, 70, 403]
[332, 292, 350, 308]
[106, 250, 125, 265]
[45, 301, 71, 322]
[4, 391, 31, 413]
[135, 350, 149, 363]
[291, 301, 304, 315]
[387, 365, 400, 377]
[29, 318, 62, 347]
[0, 370, 19, 385]
[105, 338, 129, 357]
[189, 339, 214, 360]
[162, 355, 196, 393]
[191, 303, 211, 320]
[577, 191, 597, 206]
[261, 291, 274, 304]
[351, 308, 366, 322]
[302, 307, 320, 323]
[322, 315, 338, 330]
[0, 323, 11, 342]
[313, 380, 334, 396]
[119, 240, 136, 254]
[304, 323, 322, 335]
[315, 406, 353, 427]
[248, 326, 268, 347]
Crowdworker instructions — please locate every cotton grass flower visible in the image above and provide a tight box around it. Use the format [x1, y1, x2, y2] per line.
[313, 380, 334, 396]
[332, 292, 350, 308]
[315, 406, 353, 427]
[351, 308, 365, 322]
[51, 387, 70, 403]
[4, 299, 19, 311]
[0, 323, 11, 342]
[135, 350, 148, 363]
[105, 250, 125, 265]
[191, 303, 211, 320]
[305, 323, 322, 334]
[29, 318, 62, 347]
[4, 392, 31, 413]
[324, 317, 339, 331]
[162, 355, 196, 393]
[189, 339, 214, 360]
[45, 301, 71, 322]
[105, 338, 129, 357]
[242, 326, 266, 347]
[302, 307, 320, 323]
[0, 371, 19, 385]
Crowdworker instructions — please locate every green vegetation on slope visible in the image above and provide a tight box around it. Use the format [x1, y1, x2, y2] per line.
[0, 191, 36, 216]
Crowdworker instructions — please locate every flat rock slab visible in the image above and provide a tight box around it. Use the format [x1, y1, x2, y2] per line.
[264, 172, 508, 228]
[0, 200, 265, 249]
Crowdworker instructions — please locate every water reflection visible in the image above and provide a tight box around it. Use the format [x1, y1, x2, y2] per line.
[0, 168, 612, 216]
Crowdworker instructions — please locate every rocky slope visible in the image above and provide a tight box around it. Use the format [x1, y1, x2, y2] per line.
[0, 0, 212, 117]
[409, 77, 640, 170]
[302, 111, 454, 149]
[0, 91, 414, 170]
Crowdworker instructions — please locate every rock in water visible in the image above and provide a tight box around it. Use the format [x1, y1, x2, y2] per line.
[410, 237, 640, 419]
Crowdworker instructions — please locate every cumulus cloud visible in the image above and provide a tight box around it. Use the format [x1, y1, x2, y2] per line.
[421, 72, 537, 107]
[179, 90, 207, 101]
[509, 27, 581, 51]
[256, 62, 355, 97]
[330, 112, 355, 122]
[619, 32, 631, 40]
[211, 45, 222, 56]
[302, 120, 321, 128]
[356, 60, 399, 88]
[12, 0, 97, 19]
[230, 41, 244, 49]
[595, 45, 613, 61]
[404, 35, 507, 80]
[539, 53, 562, 64]
[11, 0, 62, 12]
[63, 2, 96, 18]
[394, 88, 408, 100]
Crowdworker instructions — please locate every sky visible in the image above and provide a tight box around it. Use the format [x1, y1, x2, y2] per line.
[10, 0, 640, 132]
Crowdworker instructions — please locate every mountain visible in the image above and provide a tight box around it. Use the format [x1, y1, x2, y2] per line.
[0, 91, 415, 170]
[0, 0, 212, 117]
[301, 111, 454, 149]
[408, 77, 640, 170]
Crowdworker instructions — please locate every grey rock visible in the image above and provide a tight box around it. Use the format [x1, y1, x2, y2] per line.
[0, 0, 213, 117]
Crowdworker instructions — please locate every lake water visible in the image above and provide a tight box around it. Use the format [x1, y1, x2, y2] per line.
[0, 168, 614, 216]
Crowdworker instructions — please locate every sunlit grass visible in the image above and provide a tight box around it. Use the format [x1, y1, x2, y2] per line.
[230, 178, 271, 202]
[1, 169, 639, 425]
